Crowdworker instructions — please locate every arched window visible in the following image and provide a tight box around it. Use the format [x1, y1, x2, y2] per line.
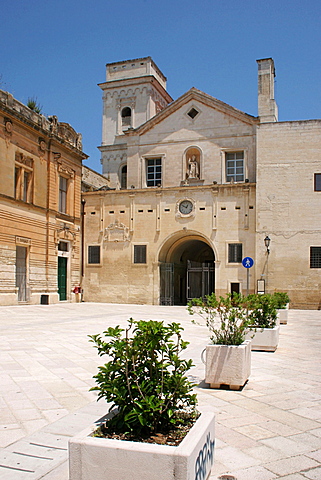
[120, 165, 127, 189]
[121, 107, 132, 128]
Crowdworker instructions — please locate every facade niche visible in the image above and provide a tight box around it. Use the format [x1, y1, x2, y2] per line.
[184, 147, 201, 181]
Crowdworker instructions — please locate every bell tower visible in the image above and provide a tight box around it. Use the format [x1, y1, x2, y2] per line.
[98, 57, 172, 187]
[99, 57, 172, 145]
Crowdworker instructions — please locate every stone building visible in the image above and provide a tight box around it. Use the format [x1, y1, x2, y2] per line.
[82, 57, 321, 308]
[0, 90, 87, 305]
[82, 165, 110, 193]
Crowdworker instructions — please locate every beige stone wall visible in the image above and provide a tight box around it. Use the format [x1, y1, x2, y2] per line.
[256, 120, 321, 308]
[82, 184, 256, 304]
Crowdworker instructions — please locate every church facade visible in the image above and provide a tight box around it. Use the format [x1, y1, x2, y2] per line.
[82, 57, 321, 308]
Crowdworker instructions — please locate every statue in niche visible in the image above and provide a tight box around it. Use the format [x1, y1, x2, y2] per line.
[187, 155, 199, 179]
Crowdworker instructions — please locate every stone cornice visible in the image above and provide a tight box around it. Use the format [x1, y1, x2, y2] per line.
[98, 75, 173, 103]
[82, 182, 256, 197]
[0, 89, 87, 158]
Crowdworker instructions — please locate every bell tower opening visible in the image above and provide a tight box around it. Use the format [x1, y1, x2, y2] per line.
[159, 237, 215, 305]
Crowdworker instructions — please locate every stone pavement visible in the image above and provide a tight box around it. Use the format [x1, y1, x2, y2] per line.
[0, 303, 320, 479]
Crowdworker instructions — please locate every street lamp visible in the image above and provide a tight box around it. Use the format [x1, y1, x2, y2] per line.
[264, 235, 271, 255]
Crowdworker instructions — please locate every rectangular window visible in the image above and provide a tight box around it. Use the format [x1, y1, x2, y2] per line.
[146, 158, 162, 187]
[134, 245, 146, 264]
[59, 176, 68, 214]
[228, 243, 243, 263]
[310, 247, 321, 268]
[15, 167, 20, 199]
[23, 171, 31, 202]
[314, 174, 321, 191]
[88, 245, 101, 264]
[14, 155, 33, 203]
[226, 152, 244, 182]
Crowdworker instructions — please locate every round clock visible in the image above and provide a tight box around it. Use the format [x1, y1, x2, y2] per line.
[179, 199, 193, 215]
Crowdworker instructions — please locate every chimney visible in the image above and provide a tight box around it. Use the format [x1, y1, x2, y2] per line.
[257, 58, 278, 123]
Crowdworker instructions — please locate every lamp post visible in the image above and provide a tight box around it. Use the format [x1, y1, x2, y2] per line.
[264, 235, 271, 255]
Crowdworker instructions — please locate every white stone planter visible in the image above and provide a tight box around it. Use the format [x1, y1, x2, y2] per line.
[69, 411, 215, 480]
[277, 304, 289, 324]
[204, 340, 251, 390]
[246, 325, 280, 352]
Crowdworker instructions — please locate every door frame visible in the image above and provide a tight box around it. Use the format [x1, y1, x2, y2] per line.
[57, 241, 70, 301]
[16, 245, 29, 302]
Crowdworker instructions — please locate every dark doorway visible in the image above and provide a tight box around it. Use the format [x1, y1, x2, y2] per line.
[187, 260, 214, 301]
[58, 256, 67, 301]
[230, 283, 240, 295]
[160, 238, 215, 305]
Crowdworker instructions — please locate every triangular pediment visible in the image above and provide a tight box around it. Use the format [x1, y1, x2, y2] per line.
[126, 88, 258, 137]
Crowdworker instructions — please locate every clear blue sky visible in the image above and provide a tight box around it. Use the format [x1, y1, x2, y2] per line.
[1, 0, 320, 172]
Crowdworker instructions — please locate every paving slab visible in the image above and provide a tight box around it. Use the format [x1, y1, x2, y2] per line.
[0, 303, 320, 479]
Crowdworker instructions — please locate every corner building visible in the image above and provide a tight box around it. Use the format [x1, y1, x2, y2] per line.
[0, 91, 87, 305]
[83, 57, 321, 308]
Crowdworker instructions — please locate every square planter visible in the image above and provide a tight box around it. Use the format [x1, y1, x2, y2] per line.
[277, 304, 289, 324]
[69, 410, 215, 480]
[205, 340, 251, 390]
[246, 325, 280, 352]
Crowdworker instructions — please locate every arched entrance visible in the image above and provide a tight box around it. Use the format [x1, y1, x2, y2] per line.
[159, 235, 215, 305]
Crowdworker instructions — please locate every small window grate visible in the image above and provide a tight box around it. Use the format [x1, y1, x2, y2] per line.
[187, 108, 199, 119]
[134, 245, 146, 264]
[314, 173, 321, 191]
[88, 245, 100, 264]
[310, 246, 321, 268]
[228, 243, 243, 263]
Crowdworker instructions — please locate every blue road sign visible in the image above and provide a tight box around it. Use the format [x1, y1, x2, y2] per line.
[242, 257, 254, 268]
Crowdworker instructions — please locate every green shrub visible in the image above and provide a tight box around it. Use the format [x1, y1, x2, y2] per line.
[27, 97, 42, 114]
[247, 294, 277, 329]
[89, 319, 197, 437]
[273, 292, 290, 309]
[188, 293, 252, 345]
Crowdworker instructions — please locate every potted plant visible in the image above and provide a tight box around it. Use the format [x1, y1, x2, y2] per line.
[69, 318, 215, 480]
[246, 294, 280, 351]
[274, 291, 290, 324]
[188, 293, 252, 390]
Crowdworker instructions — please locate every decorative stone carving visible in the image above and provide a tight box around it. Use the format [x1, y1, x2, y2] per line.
[5, 120, 12, 133]
[54, 223, 76, 244]
[15, 153, 33, 168]
[104, 219, 130, 242]
[39, 140, 46, 152]
[76, 133, 82, 150]
[49, 115, 58, 134]
[187, 155, 199, 179]
[57, 163, 75, 178]
[116, 96, 136, 110]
